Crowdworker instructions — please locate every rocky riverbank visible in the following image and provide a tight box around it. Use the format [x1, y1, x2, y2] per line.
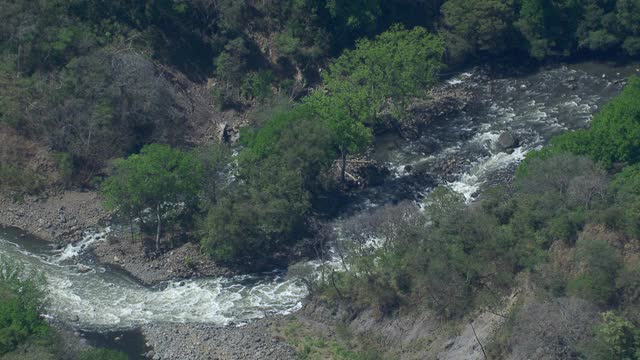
[0, 191, 107, 244]
[93, 238, 233, 286]
[141, 318, 297, 360]
[398, 84, 474, 139]
[0, 190, 232, 286]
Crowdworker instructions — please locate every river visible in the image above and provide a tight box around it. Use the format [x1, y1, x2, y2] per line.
[0, 61, 638, 339]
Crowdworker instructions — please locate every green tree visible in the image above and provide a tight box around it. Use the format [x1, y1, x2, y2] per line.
[215, 37, 251, 88]
[314, 25, 443, 181]
[515, 0, 580, 59]
[440, 0, 516, 61]
[201, 159, 310, 266]
[323, 25, 444, 123]
[616, 0, 640, 56]
[325, 0, 381, 45]
[610, 164, 640, 238]
[302, 92, 372, 183]
[582, 76, 640, 165]
[590, 312, 640, 360]
[203, 108, 336, 265]
[576, 1, 620, 53]
[196, 143, 232, 207]
[102, 144, 204, 252]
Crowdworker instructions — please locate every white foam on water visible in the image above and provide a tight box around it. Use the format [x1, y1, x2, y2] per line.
[47, 270, 307, 329]
[471, 131, 500, 147]
[52, 227, 111, 263]
[0, 234, 308, 331]
[447, 147, 528, 202]
[447, 72, 473, 85]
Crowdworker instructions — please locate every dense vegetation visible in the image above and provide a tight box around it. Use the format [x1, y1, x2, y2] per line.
[2, 0, 639, 191]
[301, 77, 640, 358]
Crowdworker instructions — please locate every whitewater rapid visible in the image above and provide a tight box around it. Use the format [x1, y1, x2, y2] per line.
[373, 62, 636, 203]
[0, 228, 306, 330]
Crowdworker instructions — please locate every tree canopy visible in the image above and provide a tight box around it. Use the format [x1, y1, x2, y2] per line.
[102, 144, 204, 251]
[323, 25, 445, 123]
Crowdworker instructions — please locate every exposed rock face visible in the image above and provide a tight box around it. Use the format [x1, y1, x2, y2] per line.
[297, 293, 518, 360]
[217, 122, 229, 142]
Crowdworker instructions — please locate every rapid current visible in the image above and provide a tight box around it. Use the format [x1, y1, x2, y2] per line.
[0, 61, 638, 333]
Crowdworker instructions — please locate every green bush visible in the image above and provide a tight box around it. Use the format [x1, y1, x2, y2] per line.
[54, 152, 73, 187]
[590, 312, 640, 360]
[0, 258, 49, 354]
[567, 238, 621, 306]
[610, 164, 640, 238]
[212, 87, 235, 111]
[242, 70, 275, 102]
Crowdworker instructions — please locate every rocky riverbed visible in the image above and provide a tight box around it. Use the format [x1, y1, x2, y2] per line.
[141, 318, 296, 360]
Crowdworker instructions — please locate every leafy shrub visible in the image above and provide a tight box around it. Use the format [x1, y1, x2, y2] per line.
[567, 238, 621, 306]
[242, 70, 275, 102]
[54, 152, 73, 187]
[610, 164, 640, 238]
[275, 31, 301, 57]
[212, 87, 235, 111]
[590, 312, 640, 360]
[0, 257, 49, 354]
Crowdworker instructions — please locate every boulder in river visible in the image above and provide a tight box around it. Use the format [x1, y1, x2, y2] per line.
[497, 132, 519, 151]
[77, 265, 92, 274]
